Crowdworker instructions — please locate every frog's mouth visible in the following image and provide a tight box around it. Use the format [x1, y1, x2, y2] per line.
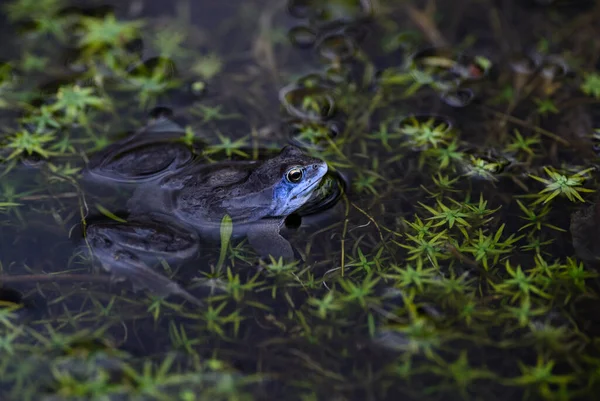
[291, 175, 324, 200]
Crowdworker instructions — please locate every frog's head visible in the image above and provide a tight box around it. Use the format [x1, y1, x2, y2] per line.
[254, 146, 328, 217]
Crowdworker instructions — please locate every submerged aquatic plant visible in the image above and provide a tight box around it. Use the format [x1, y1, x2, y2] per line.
[581, 73, 600, 99]
[529, 167, 595, 205]
[3, 127, 56, 160]
[398, 117, 453, 150]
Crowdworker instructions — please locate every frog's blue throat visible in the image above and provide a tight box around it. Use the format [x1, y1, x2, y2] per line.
[271, 163, 328, 217]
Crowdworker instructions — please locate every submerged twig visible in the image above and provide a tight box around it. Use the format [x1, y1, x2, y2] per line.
[477, 105, 571, 146]
[405, 2, 447, 47]
[0, 273, 113, 284]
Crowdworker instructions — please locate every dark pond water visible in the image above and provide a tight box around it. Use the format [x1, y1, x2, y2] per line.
[1, 0, 600, 400]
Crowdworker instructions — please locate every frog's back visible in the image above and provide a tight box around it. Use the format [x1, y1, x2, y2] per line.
[128, 159, 271, 228]
[172, 161, 275, 225]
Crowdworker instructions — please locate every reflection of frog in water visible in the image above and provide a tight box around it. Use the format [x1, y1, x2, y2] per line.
[81, 118, 341, 303]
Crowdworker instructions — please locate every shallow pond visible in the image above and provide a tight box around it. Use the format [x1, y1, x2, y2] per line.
[1, 0, 600, 400]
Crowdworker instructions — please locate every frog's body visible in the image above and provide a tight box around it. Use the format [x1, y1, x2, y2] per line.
[85, 118, 329, 260]
[126, 145, 328, 259]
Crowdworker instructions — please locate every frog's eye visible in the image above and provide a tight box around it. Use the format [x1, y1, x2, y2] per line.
[286, 167, 304, 183]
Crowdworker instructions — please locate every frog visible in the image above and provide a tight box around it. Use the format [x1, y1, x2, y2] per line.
[125, 145, 328, 260]
[84, 117, 330, 261]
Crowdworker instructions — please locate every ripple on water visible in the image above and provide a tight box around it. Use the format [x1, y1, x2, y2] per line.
[279, 80, 336, 121]
[441, 87, 475, 108]
[316, 31, 357, 63]
[288, 25, 317, 49]
[85, 119, 195, 184]
[408, 47, 490, 86]
[406, 47, 491, 108]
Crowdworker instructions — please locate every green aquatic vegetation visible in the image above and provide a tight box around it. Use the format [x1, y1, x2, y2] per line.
[26, 11, 74, 42]
[191, 54, 223, 81]
[218, 268, 265, 304]
[509, 355, 577, 400]
[386, 316, 443, 358]
[534, 98, 559, 116]
[463, 156, 505, 181]
[338, 273, 381, 308]
[515, 200, 566, 233]
[130, 72, 180, 109]
[204, 132, 250, 158]
[50, 85, 110, 126]
[4, 0, 64, 21]
[427, 350, 496, 398]
[505, 130, 541, 159]
[399, 117, 453, 149]
[492, 261, 552, 302]
[351, 155, 385, 194]
[191, 104, 243, 125]
[502, 297, 549, 328]
[352, 171, 381, 195]
[195, 301, 245, 339]
[260, 257, 300, 277]
[3, 127, 57, 161]
[153, 29, 190, 60]
[293, 124, 332, 147]
[22, 105, 61, 134]
[384, 261, 437, 294]
[344, 247, 386, 275]
[519, 234, 555, 255]
[529, 166, 595, 205]
[78, 14, 143, 55]
[307, 291, 343, 319]
[419, 198, 471, 230]
[0, 65, 17, 108]
[298, 93, 335, 120]
[49, 134, 78, 155]
[46, 162, 82, 182]
[557, 257, 597, 297]
[0, 202, 21, 213]
[462, 193, 501, 225]
[425, 138, 465, 170]
[459, 224, 523, 271]
[367, 123, 403, 151]
[581, 73, 600, 99]
[427, 173, 461, 194]
[397, 225, 449, 268]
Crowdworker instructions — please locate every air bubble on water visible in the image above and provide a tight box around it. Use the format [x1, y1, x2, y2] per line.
[149, 106, 174, 120]
[540, 54, 570, 80]
[279, 82, 336, 121]
[440, 88, 474, 108]
[288, 26, 317, 49]
[287, 0, 314, 19]
[316, 33, 356, 63]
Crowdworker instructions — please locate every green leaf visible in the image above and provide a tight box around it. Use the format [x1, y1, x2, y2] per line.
[95, 204, 126, 223]
[217, 214, 233, 271]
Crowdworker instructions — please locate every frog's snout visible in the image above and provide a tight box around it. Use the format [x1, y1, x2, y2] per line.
[315, 162, 329, 177]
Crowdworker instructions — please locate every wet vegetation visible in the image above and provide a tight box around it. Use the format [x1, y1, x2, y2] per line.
[1, 0, 600, 400]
